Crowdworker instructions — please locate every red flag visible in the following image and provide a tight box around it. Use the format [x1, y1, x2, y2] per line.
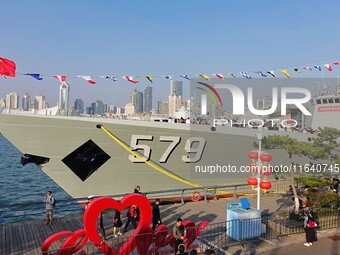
[0, 57, 16, 77]
[52, 75, 67, 82]
[122, 76, 139, 84]
[323, 64, 333, 72]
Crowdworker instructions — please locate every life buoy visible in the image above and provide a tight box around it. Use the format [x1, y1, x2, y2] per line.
[191, 191, 201, 202]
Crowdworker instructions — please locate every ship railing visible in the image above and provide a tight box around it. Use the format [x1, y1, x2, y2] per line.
[101, 179, 292, 204]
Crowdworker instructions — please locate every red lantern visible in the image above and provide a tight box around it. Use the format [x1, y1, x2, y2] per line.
[247, 177, 258, 186]
[260, 152, 272, 163]
[248, 151, 258, 160]
[260, 166, 272, 176]
[260, 181, 272, 191]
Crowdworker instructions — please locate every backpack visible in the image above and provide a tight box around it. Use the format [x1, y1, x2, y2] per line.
[52, 196, 56, 207]
[308, 219, 316, 229]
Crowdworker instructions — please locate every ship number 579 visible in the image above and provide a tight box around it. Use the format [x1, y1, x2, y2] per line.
[128, 135, 206, 163]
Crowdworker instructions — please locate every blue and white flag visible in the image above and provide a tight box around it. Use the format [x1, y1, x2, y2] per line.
[314, 65, 321, 71]
[239, 72, 251, 79]
[180, 74, 190, 80]
[105, 76, 118, 81]
[255, 71, 267, 77]
[162, 75, 172, 80]
[26, 73, 43, 80]
[227, 72, 236, 78]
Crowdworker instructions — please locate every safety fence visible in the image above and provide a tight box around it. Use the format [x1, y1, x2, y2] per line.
[0, 180, 292, 224]
[39, 208, 340, 255]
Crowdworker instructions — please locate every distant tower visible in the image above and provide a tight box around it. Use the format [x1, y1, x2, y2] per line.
[58, 83, 70, 115]
[74, 99, 84, 115]
[35, 94, 46, 110]
[136, 91, 143, 113]
[157, 101, 169, 115]
[170, 80, 183, 98]
[168, 94, 182, 117]
[6, 92, 19, 110]
[94, 100, 105, 115]
[130, 89, 143, 114]
[22, 92, 31, 111]
[144, 86, 153, 113]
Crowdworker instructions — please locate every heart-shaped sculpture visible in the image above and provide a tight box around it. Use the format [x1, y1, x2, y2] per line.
[84, 194, 152, 255]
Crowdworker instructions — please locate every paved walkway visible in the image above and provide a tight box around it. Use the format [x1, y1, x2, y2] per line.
[221, 228, 340, 255]
[1, 192, 338, 255]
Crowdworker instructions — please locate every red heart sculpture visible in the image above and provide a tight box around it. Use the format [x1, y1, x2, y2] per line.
[84, 194, 152, 255]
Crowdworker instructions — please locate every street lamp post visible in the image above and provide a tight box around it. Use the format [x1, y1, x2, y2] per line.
[256, 128, 262, 210]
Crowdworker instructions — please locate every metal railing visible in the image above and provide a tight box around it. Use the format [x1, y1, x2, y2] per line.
[38, 209, 340, 255]
[0, 180, 292, 224]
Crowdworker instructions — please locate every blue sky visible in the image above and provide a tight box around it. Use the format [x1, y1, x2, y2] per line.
[1, 0, 340, 107]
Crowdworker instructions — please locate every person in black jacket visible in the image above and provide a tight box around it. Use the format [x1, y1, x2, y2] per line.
[152, 199, 162, 230]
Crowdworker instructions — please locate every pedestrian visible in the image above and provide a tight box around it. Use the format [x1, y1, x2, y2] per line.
[304, 210, 317, 246]
[85, 195, 106, 240]
[189, 249, 197, 255]
[44, 191, 55, 225]
[124, 205, 137, 231]
[113, 209, 123, 237]
[333, 177, 339, 194]
[152, 198, 162, 230]
[99, 212, 107, 240]
[173, 218, 185, 254]
[177, 244, 188, 255]
[133, 186, 141, 221]
[204, 249, 215, 255]
[134, 185, 141, 194]
[85, 195, 94, 209]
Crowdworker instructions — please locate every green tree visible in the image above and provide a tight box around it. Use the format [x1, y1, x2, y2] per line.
[312, 127, 340, 164]
[254, 128, 340, 212]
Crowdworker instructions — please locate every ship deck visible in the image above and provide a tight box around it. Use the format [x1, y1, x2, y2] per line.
[0, 194, 294, 255]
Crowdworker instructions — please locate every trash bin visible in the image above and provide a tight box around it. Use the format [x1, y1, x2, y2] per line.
[226, 199, 261, 241]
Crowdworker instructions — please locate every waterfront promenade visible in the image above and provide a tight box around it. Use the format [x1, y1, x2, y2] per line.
[0, 193, 339, 254]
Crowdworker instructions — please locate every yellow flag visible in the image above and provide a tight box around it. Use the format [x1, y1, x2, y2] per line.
[280, 69, 291, 78]
[145, 75, 153, 83]
[199, 74, 211, 81]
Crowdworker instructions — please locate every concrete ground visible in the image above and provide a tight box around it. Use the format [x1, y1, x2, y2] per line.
[221, 228, 340, 255]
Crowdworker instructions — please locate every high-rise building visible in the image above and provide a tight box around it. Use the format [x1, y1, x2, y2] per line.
[0, 98, 6, 108]
[35, 94, 46, 110]
[144, 86, 153, 113]
[58, 83, 70, 115]
[168, 94, 182, 117]
[93, 100, 105, 115]
[124, 102, 135, 115]
[157, 101, 169, 115]
[74, 99, 84, 115]
[170, 80, 183, 98]
[130, 89, 143, 114]
[6, 92, 19, 110]
[22, 92, 31, 111]
[256, 96, 272, 110]
[86, 106, 92, 115]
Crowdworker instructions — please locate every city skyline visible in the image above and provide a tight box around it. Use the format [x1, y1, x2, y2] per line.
[2, 1, 340, 107]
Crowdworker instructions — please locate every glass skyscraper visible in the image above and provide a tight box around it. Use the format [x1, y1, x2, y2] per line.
[170, 80, 183, 98]
[22, 92, 31, 111]
[58, 83, 70, 115]
[144, 86, 153, 113]
[74, 99, 84, 115]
